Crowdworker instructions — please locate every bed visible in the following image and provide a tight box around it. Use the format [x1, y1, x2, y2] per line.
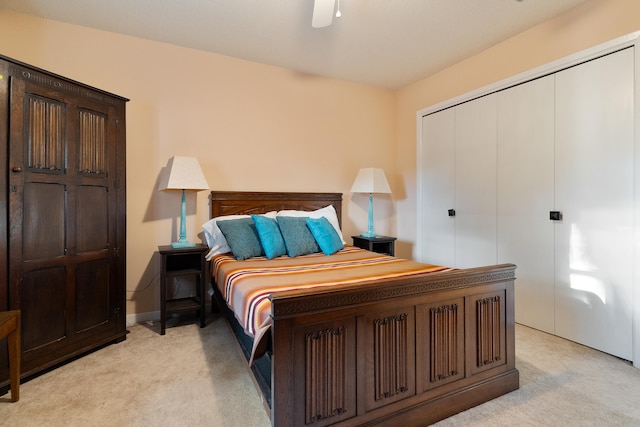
[207, 191, 519, 427]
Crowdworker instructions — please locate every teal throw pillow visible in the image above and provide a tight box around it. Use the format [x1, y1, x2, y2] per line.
[276, 216, 320, 257]
[251, 214, 286, 259]
[306, 216, 345, 255]
[216, 217, 264, 260]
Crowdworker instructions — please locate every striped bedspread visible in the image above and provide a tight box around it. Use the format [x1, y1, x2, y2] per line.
[211, 246, 454, 338]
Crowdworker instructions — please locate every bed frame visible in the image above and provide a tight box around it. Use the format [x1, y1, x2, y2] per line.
[210, 191, 519, 427]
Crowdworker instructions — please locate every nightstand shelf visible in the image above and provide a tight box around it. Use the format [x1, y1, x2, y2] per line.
[158, 245, 208, 335]
[166, 297, 201, 312]
[352, 235, 397, 256]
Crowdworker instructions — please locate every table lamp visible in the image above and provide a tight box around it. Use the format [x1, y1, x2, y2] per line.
[160, 156, 209, 248]
[350, 167, 391, 238]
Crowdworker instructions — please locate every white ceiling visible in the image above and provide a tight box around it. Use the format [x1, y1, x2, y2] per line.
[0, 0, 587, 89]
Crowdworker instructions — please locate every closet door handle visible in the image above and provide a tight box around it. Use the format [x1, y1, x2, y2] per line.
[12, 166, 23, 173]
[448, 209, 456, 217]
[550, 211, 562, 221]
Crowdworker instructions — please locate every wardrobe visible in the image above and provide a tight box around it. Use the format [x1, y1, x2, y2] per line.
[0, 55, 128, 391]
[418, 38, 638, 364]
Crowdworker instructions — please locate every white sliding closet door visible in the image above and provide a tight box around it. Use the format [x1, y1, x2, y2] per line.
[554, 48, 634, 360]
[455, 95, 497, 268]
[419, 95, 497, 269]
[497, 76, 556, 333]
[420, 108, 456, 267]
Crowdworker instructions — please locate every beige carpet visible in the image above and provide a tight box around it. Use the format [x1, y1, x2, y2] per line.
[0, 314, 271, 427]
[435, 324, 640, 427]
[1, 313, 639, 426]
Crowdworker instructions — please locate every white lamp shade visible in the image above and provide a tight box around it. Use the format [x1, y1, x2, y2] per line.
[160, 156, 209, 191]
[350, 168, 391, 194]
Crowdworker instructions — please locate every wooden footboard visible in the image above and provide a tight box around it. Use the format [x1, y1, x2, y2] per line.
[269, 263, 518, 427]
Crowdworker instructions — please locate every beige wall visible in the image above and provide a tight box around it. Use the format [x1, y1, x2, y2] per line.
[395, 0, 640, 259]
[0, 10, 396, 317]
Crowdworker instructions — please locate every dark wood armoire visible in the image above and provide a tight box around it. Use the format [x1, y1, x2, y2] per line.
[0, 55, 127, 393]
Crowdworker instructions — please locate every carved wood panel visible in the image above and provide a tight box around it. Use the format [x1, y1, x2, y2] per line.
[416, 298, 464, 392]
[477, 295, 502, 366]
[374, 313, 409, 401]
[27, 95, 64, 172]
[361, 307, 415, 411]
[78, 109, 107, 175]
[467, 290, 507, 375]
[294, 318, 356, 427]
[430, 304, 459, 381]
[305, 327, 347, 424]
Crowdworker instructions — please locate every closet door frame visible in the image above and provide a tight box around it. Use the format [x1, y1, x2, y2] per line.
[416, 30, 640, 369]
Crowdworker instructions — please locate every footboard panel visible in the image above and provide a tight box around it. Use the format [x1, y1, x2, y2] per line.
[270, 264, 518, 427]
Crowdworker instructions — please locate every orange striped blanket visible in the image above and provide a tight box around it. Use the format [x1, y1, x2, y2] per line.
[211, 246, 454, 339]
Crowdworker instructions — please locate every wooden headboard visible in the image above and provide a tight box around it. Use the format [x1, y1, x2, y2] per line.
[209, 191, 343, 226]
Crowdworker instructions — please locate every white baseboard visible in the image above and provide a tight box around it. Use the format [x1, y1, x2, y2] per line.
[125, 304, 214, 327]
[126, 311, 159, 327]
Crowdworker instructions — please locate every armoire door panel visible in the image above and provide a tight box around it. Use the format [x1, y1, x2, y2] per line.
[554, 48, 634, 360]
[21, 267, 67, 352]
[454, 94, 498, 268]
[76, 185, 109, 253]
[78, 108, 108, 175]
[22, 182, 66, 260]
[76, 260, 110, 332]
[420, 109, 455, 266]
[497, 75, 555, 333]
[26, 95, 65, 172]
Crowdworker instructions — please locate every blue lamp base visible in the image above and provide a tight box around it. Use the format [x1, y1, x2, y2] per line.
[360, 193, 378, 238]
[359, 231, 377, 238]
[171, 239, 196, 249]
[171, 189, 197, 248]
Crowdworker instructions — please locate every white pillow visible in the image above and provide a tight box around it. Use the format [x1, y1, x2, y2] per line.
[277, 205, 345, 244]
[202, 212, 277, 260]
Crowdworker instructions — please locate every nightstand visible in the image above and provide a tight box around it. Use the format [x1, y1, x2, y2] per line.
[158, 245, 208, 335]
[351, 235, 397, 256]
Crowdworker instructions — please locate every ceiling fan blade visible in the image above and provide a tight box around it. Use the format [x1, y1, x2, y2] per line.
[312, 0, 336, 28]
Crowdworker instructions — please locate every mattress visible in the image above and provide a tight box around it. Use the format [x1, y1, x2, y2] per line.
[211, 246, 454, 339]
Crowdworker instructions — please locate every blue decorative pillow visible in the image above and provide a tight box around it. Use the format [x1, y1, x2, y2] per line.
[306, 216, 345, 255]
[276, 216, 320, 257]
[251, 214, 286, 259]
[216, 217, 264, 260]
